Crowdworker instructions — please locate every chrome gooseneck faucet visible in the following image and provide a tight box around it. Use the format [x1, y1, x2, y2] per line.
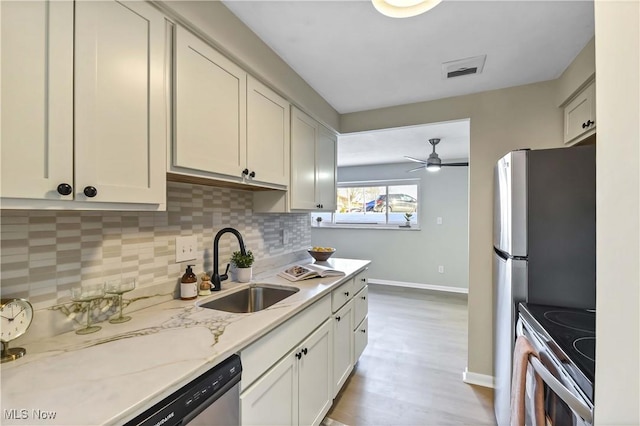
[212, 227, 247, 291]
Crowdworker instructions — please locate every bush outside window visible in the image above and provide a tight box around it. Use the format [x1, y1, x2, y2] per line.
[313, 180, 419, 227]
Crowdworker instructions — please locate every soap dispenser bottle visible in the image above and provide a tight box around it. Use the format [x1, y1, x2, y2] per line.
[180, 264, 198, 300]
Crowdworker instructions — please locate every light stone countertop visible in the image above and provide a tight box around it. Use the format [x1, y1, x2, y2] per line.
[0, 258, 370, 426]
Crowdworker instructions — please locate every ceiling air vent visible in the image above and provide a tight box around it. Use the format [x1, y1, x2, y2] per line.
[442, 55, 486, 79]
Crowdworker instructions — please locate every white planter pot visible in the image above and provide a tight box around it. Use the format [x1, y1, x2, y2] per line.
[236, 267, 252, 283]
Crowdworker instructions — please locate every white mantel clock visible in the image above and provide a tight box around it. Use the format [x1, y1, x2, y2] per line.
[1, 298, 34, 363]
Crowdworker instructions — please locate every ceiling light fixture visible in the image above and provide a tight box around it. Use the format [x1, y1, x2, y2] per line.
[372, 0, 442, 18]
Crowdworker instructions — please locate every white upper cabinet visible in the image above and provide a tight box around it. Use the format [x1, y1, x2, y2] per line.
[74, 1, 166, 204]
[247, 76, 291, 187]
[1, 0, 73, 201]
[290, 107, 337, 211]
[291, 107, 319, 210]
[173, 27, 291, 189]
[174, 26, 247, 179]
[1, 0, 167, 209]
[316, 126, 337, 212]
[563, 80, 596, 145]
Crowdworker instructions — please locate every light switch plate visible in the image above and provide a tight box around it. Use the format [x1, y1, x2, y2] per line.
[176, 236, 197, 263]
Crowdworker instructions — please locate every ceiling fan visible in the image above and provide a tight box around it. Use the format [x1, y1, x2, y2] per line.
[405, 138, 469, 172]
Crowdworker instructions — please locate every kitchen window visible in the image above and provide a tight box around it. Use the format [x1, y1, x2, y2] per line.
[313, 179, 419, 228]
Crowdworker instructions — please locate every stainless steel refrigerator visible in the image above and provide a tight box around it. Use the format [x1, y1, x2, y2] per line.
[493, 145, 596, 426]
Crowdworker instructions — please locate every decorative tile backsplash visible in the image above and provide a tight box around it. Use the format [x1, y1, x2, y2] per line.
[0, 182, 311, 311]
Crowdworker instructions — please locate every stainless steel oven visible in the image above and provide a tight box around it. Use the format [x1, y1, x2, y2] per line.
[517, 304, 594, 426]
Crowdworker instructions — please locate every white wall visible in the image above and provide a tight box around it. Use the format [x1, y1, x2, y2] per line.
[594, 1, 639, 423]
[340, 79, 565, 378]
[312, 163, 469, 290]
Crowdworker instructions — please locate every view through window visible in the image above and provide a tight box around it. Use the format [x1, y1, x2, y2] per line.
[314, 180, 419, 226]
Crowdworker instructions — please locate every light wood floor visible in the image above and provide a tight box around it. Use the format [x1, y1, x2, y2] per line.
[326, 285, 496, 426]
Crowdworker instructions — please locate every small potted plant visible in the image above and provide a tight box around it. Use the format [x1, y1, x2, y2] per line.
[403, 212, 413, 228]
[315, 216, 323, 227]
[231, 250, 254, 283]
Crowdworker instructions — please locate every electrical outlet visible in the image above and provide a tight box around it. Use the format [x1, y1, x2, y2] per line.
[437, 217, 443, 225]
[176, 236, 197, 263]
[282, 229, 290, 245]
[438, 265, 444, 273]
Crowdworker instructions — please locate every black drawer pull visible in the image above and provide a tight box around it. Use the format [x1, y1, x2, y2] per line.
[344, 291, 350, 297]
[336, 316, 341, 322]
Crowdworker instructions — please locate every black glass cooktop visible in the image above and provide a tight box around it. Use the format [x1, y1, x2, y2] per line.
[520, 303, 595, 401]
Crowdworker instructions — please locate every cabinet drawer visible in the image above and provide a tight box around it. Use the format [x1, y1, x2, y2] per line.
[353, 268, 368, 293]
[331, 280, 355, 312]
[241, 294, 331, 391]
[353, 286, 368, 329]
[354, 316, 368, 362]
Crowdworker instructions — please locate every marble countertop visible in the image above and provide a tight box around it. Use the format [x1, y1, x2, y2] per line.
[1, 258, 370, 426]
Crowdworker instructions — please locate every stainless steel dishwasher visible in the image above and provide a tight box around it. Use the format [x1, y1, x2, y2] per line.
[125, 354, 242, 426]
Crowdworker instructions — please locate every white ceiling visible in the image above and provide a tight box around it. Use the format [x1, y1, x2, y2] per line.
[338, 119, 469, 167]
[222, 0, 594, 167]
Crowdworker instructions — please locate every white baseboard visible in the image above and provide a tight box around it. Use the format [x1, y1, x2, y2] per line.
[462, 367, 495, 388]
[368, 278, 468, 295]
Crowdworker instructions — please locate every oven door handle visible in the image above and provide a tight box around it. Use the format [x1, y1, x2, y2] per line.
[528, 356, 594, 423]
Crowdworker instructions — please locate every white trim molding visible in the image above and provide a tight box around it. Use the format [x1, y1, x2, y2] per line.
[462, 367, 495, 389]
[368, 278, 468, 294]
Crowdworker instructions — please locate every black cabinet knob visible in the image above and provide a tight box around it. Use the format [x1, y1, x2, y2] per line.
[249, 171, 255, 178]
[242, 168, 249, 176]
[362, 296, 366, 300]
[582, 119, 594, 129]
[361, 278, 366, 282]
[302, 348, 308, 355]
[336, 316, 341, 322]
[295, 352, 302, 359]
[360, 329, 366, 333]
[83, 186, 97, 198]
[57, 183, 72, 196]
[316, 204, 321, 208]
[320, 204, 324, 209]
[344, 291, 350, 297]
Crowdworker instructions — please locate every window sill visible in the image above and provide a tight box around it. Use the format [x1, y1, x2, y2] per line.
[312, 224, 421, 231]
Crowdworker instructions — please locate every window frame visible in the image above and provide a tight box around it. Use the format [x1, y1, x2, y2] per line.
[313, 178, 421, 229]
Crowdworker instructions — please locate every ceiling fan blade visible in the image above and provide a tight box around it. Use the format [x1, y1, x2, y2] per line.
[442, 162, 469, 167]
[404, 156, 426, 164]
[406, 165, 426, 172]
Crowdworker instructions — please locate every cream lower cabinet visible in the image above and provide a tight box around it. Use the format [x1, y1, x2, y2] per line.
[332, 299, 354, 398]
[1, 0, 167, 208]
[241, 319, 333, 426]
[353, 286, 369, 362]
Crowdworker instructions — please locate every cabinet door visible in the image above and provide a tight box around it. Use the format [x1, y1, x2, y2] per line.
[316, 126, 337, 212]
[564, 81, 596, 144]
[1, 0, 73, 200]
[175, 26, 247, 178]
[247, 76, 290, 187]
[290, 107, 318, 210]
[74, 1, 166, 204]
[241, 350, 298, 426]
[298, 319, 333, 426]
[354, 316, 368, 362]
[332, 300, 354, 398]
[354, 286, 368, 328]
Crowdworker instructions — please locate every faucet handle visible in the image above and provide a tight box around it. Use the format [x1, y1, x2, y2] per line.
[220, 263, 230, 282]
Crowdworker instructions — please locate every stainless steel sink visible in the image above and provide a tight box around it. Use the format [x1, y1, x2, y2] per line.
[199, 283, 300, 313]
